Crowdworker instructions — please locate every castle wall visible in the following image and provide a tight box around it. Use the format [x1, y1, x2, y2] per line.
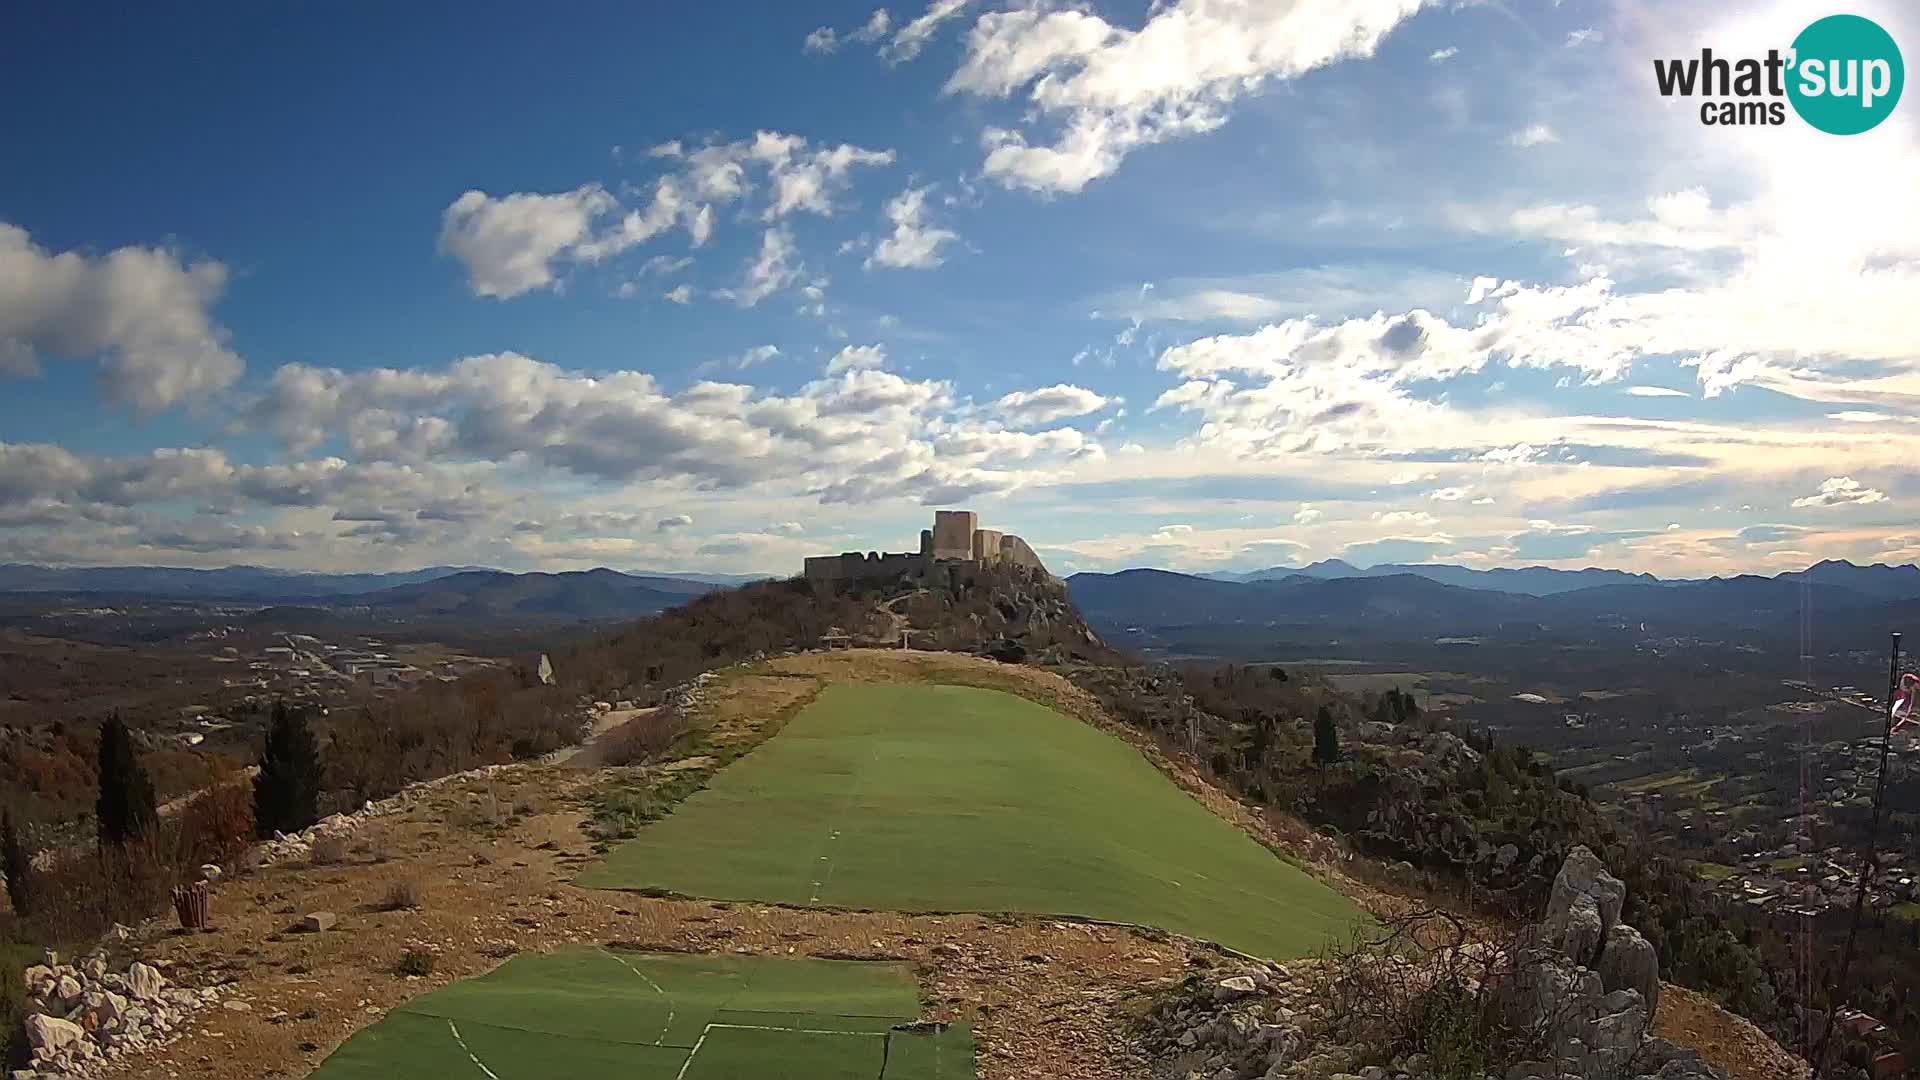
[803, 551, 928, 582]
[932, 510, 977, 561]
[973, 528, 1004, 564]
[999, 534, 1045, 572]
[803, 510, 1046, 579]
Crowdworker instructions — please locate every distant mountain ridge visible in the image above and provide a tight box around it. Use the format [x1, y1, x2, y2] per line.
[1200, 557, 1919, 599]
[0, 563, 764, 601]
[1069, 558, 1920, 648]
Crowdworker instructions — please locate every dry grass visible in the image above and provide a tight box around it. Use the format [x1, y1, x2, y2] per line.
[597, 710, 690, 767]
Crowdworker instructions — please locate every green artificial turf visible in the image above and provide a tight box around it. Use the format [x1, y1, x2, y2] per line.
[309, 948, 968, 1080]
[578, 683, 1363, 959]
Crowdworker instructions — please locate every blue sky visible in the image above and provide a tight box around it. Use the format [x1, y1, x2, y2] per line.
[2, 0, 1918, 576]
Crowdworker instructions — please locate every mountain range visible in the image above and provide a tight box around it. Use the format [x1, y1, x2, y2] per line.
[0, 563, 762, 602]
[1067, 559, 1920, 652]
[1198, 558, 1920, 599]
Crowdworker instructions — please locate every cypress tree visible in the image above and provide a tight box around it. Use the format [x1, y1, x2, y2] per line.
[96, 713, 159, 846]
[254, 701, 323, 837]
[1313, 705, 1342, 766]
[2, 811, 31, 915]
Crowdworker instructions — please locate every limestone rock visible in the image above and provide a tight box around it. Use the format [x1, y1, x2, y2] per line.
[1556, 893, 1605, 967]
[24, 1014, 85, 1054]
[1215, 975, 1259, 1001]
[1494, 843, 1521, 874]
[299, 911, 337, 932]
[126, 962, 164, 1001]
[53, 974, 83, 1005]
[1543, 846, 1624, 962]
[1597, 923, 1661, 1019]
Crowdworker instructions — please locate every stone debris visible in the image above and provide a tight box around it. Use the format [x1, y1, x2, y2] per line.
[297, 911, 337, 933]
[19, 945, 225, 1078]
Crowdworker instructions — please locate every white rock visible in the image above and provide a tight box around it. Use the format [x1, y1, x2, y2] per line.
[1214, 975, 1260, 1002]
[24, 1014, 86, 1054]
[127, 962, 164, 1001]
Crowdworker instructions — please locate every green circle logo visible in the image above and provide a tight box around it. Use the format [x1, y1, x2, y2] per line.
[1787, 14, 1904, 135]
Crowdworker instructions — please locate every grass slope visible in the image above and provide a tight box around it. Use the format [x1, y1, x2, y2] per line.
[579, 683, 1362, 958]
[310, 948, 970, 1079]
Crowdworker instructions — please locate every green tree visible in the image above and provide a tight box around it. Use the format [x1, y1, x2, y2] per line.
[254, 701, 324, 837]
[96, 713, 158, 847]
[1313, 705, 1341, 766]
[2, 811, 31, 915]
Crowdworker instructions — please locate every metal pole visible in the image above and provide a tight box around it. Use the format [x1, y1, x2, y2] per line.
[1812, 631, 1902, 1080]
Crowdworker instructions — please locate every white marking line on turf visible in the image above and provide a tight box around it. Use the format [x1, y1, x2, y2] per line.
[447, 1019, 502, 1080]
[601, 947, 675, 1046]
[674, 1022, 884, 1080]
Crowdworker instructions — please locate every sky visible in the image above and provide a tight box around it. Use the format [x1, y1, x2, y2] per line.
[2, 0, 1918, 579]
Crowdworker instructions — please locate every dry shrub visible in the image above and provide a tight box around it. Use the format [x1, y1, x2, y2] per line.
[309, 835, 350, 866]
[24, 840, 177, 945]
[599, 710, 689, 767]
[172, 772, 255, 870]
[394, 946, 435, 976]
[1308, 908, 1571, 1080]
[380, 880, 422, 911]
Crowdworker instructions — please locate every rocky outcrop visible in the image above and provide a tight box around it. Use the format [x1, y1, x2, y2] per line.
[1494, 846, 1698, 1080]
[1598, 923, 1661, 1020]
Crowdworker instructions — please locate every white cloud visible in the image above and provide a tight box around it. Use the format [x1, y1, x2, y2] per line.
[804, 26, 841, 54]
[765, 521, 805, 535]
[1565, 28, 1601, 47]
[1791, 477, 1888, 509]
[944, 0, 1430, 193]
[0, 223, 244, 411]
[656, 513, 694, 531]
[1626, 386, 1689, 397]
[1293, 503, 1323, 525]
[717, 227, 799, 308]
[1428, 46, 1458, 62]
[1508, 124, 1559, 148]
[734, 345, 781, 369]
[449, 132, 892, 302]
[827, 344, 887, 374]
[439, 185, 621, 299]
[663, 284, 694, 305]
[995, 384, 1110, 426]
[1429, 486, 1471, 502]
[885, 0, 971, 63]
[867, 185, 960, 270]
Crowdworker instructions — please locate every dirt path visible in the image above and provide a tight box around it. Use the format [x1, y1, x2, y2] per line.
[549, 706, 657, 768]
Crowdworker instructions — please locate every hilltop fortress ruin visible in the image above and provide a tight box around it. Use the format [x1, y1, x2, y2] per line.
[803, 510, 1046, 582]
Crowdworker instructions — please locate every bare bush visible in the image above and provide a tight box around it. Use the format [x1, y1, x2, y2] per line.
[599, 710, 690, 767]
[1307, 908, 1580, 1079]
[394, 946, 435, 976]
[309, 835, 350, 866]
[379, 880, 422, 911]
